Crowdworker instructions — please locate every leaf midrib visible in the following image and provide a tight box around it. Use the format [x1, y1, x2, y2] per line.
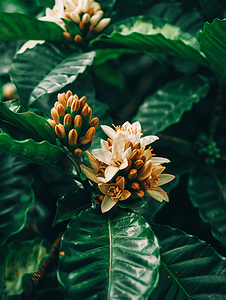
[107, 215, 112, 300]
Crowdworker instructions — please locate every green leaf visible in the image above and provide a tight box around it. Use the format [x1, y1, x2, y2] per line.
[9, 42, 95, 106]
[132, 75, 209, 134]
[94, 48, 138, 66]
[36, 0, 55, 7]
[150, 224, 226, 299]
[0, 152, 34, 246]
[198, 18, 226, 81]
[53, 189, 92, 226]
[98, 0, 117, 16]
[198, 0, 223, 19]
[0, 238, 51, 299]
[188, 165, 226, 244]
[0, 12, 65, 42]
[0, 101, 56, 144]
[58, 208, 160, 299]
[0, 133, 70, 176]
[91, 16, 208, 66]
[0, 41, 23, 76]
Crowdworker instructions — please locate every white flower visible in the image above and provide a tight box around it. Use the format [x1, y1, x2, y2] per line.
[39, 0, 66, 30]
[99, 177, 131, 213]
[101, 121, 159, 149]
[92, 133, 132, 182]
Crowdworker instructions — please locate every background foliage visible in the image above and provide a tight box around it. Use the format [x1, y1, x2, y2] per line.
[0, 0, 226, 299]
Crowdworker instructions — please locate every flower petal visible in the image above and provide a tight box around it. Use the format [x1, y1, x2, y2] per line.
[119, 158, 128, 170]
[92, 148, 112, 165]
[158, 174, 175, 186]
[101, 125, 117, 139]
[131, 121, 141, 132]
[86, 151, 99, 171]
[98, 183, 114, 194]
[101, 194, 117, 213]
[152, 166, 165, 175]
[105, 165, 119, 182]
[140, 135, 159, 148]
[116, 177, 125, 191]
[112, 133, 125, 157]
[80, 164, 100, 183]
[120, 190, 131, 201]
[147, 187, 169, 202]
[100, 139, 109, 150]
[152, 157, 170, 164]
[123, 147, 132, 160]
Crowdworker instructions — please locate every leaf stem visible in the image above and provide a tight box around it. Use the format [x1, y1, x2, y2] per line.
[22, 232, 63, 300]
[157, 133, 192, 147]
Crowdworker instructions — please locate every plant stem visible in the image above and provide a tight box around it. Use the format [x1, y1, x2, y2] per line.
[21, 232, 63, 300]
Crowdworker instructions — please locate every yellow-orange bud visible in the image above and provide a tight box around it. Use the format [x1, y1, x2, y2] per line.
[130, 149, 141, 161]
[74, 115, 82, 127]
[64, 114, 72, 126]
[66, 90, 73, 100]
[51, 108, 59, 124]
[71, 99, 80, 111]
[137, 160, 153, 181]
[81, 104, 89, 116]
[79, 96, 87, 109]
[74, 35, 82, 42]
[57, 103, 65, 116]
[68, 129, 78, 146]
[47, 119, 55, 129]
[133, 143, 141, 150]
[131, 182, 140, 191]
[128, 169, 137, 180]
[55, 124, 65, 138]
[79, 127, 95, 145]
[89, 117, 99, 128]
[74, 148, 82, 156]
[79, 21, 85, 30]
[67, 95, 74, 106]
[58, 93, 67, 108]
[125, 159, 132, 171]
[63, 32, 73, 41]
[134, 159, 144, 170]
[136, 189, 144, 197]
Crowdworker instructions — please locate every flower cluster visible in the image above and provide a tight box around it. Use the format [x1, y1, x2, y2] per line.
[81, 121, 175, 213]
[41, 0, 111, 42]
[48, 90, 98, 156]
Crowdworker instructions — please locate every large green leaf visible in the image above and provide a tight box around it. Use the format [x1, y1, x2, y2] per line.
[132, 75, 209, 134]
[0, 133, 75, 178]
[198, 18, 226, 81]
[150, 224, 226, 299]
[198, 0, 223, 19]
[53, 189, 92, 226]
[91, 16, 208, 66]
[94, 48, 138, 66]
[0, 238, 51, 299]
[0, 152, 34, 246]
[9, 42, 95, 106]
[188, 165, 226, 244]
[58, 208, 160, 300]
[0, 12, 65, 42]
[0, 41, 23, 76]
[0, 101, 56, 143]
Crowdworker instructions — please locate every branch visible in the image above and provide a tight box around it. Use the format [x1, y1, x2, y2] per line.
[21, 232, 63, 300]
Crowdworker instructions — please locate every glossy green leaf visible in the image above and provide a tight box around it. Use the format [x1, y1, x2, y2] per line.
[188, 165, 226, 243]
[92, 16, 208, 66]
[0, 133, 69, 175]
[198, 18, 226, 80]
[0, 238, 51, 299]
[0, 101, 56, 143]
[150, 224, 226, 299]
[58, 208, 160, 300]
[0, 12, 65, 42]
[0, 41, 23, 76]
[0, 152, 34, 246]
[9, 42, 95, 106]
[94, 48, 138, 66]
[132, 76, 209, 134]
[53, 189, 92, 226]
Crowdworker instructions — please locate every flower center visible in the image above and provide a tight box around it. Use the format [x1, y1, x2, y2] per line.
[146, 175, 159, 189]
[108, 186, 123, 199]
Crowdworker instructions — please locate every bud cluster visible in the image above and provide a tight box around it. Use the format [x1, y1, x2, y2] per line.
[48, 90, 98, 156]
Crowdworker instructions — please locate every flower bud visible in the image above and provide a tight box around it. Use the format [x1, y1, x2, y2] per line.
[57, 103, 65, 116]
[137, 160, 153, 181]
[131, 182, 140, 191]
[70, 11, 80, 23]
[63, 32, 73, 41]
[82, 0, 91, 12]
[71, 99, 80, 112]
[136, 190, 144, 197]
[74, 148, 82, 156]
[55, 124, 65, 139]
[68, 129, 78, 146]
[79, 21, 85, 30]
[47, 119, 55, 130]
[58, 93, 67, 108]
[66, 90, 73, 100]
[125, 159, 132, 170]
[74, 35, 82, 42]
[134, 159, 144, 170]
[82, 13, 90, 23]
[74, 115, 82, 128]
[130, 149, 141, 161]
[79, 96, 87, 109]
[64, 114, 72, 126]
[128, 169, 137, 180]
[67, 95, 74, 106]
[79, 127, 95, 145]
[89, 117, 99, 128]
[51, 108, 59, 124]
[88, 107, 92, 120]
[125, 141, 133, 150]
[81, 104, 89, 116]
[90, 13, 102, 26]
[94, 18, 111, 32]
